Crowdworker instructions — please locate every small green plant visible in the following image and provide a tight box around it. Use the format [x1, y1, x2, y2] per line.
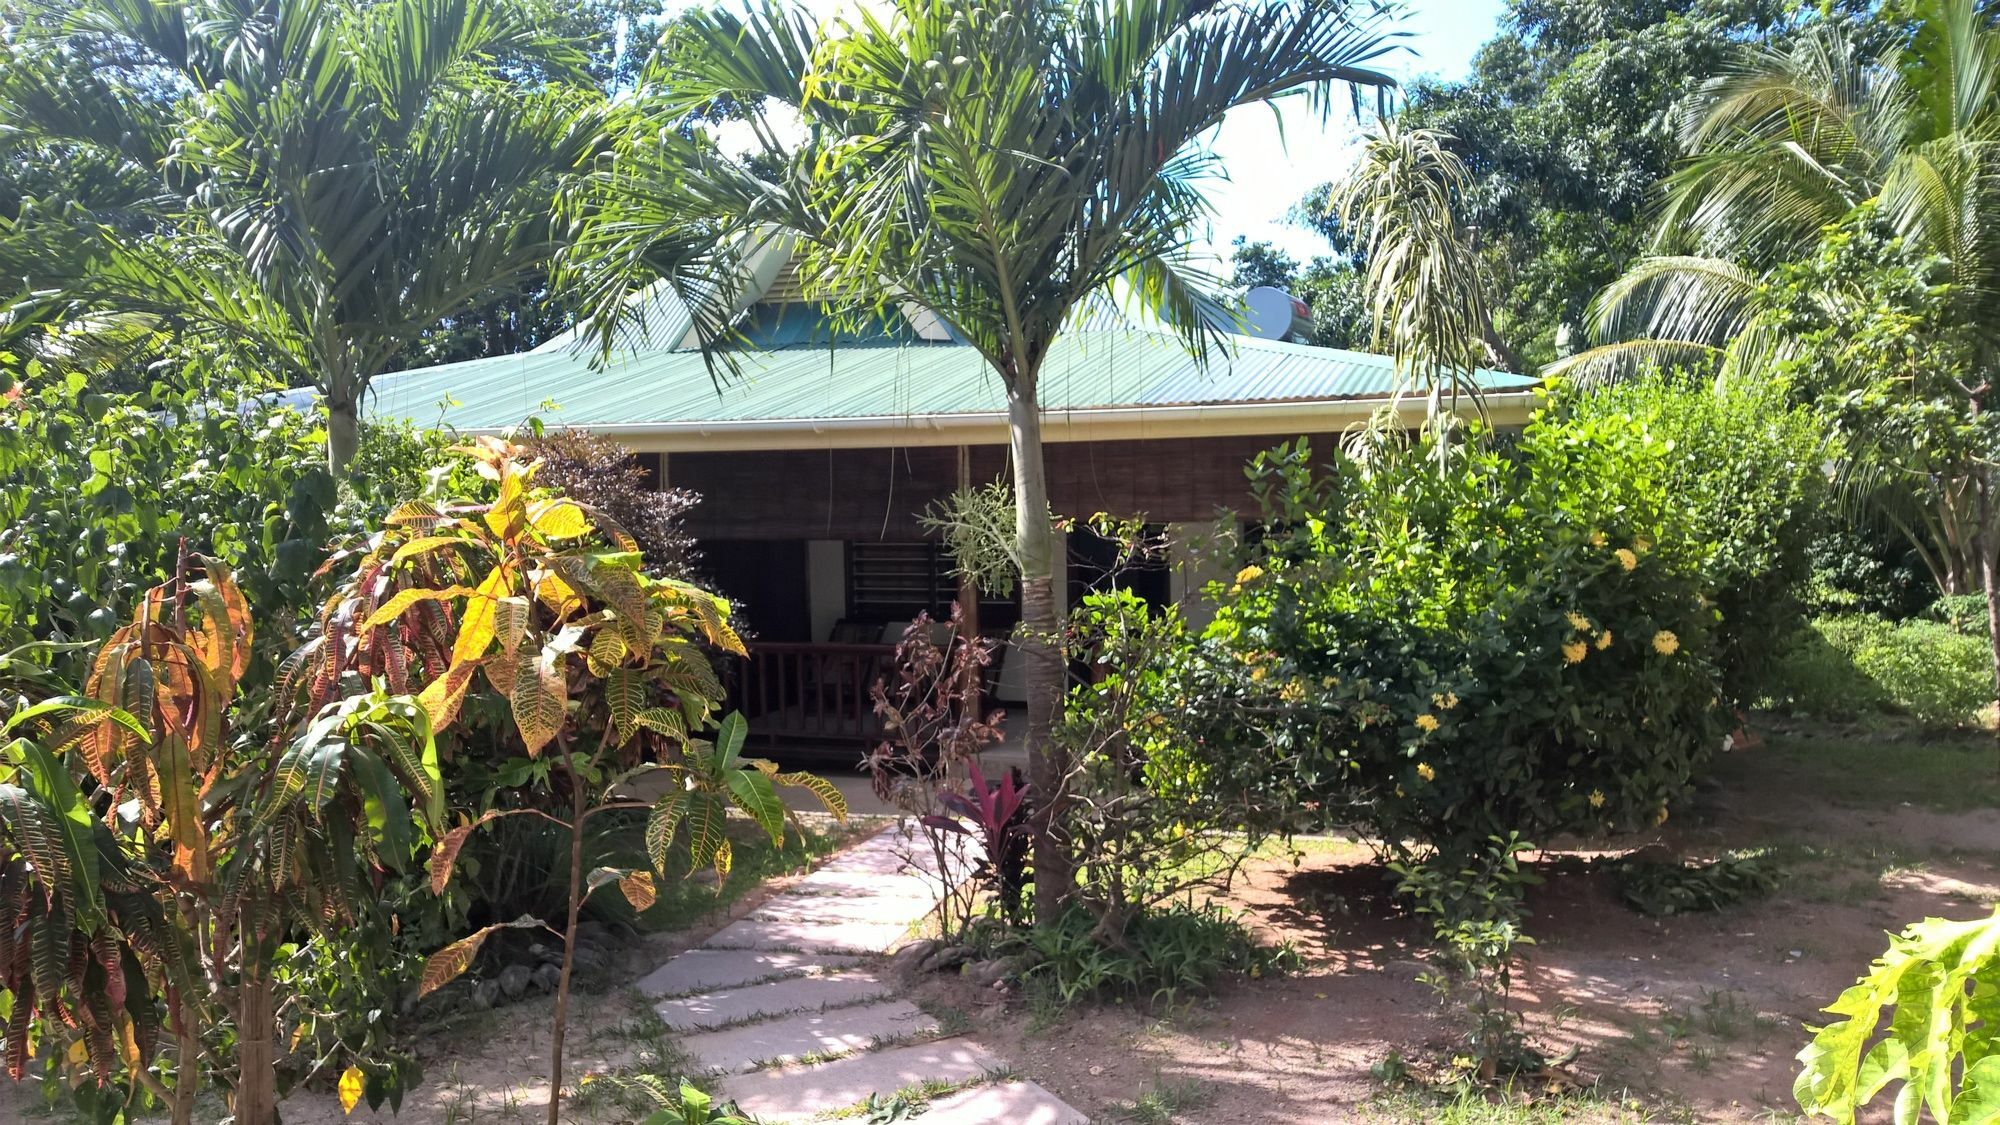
[1020, 902, 1294, 1008]
[1797, 907, 2000, 1122]
[1612, 852, 1780, 917]
[1391, 835, 1542, 1079]
[577, 1075, 752, 1124]
[1114, 1075, 1212, 1124]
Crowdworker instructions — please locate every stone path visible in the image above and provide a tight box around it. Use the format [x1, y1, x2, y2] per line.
[636, 825, 1088, 1123]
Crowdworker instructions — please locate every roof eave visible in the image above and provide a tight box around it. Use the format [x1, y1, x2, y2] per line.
[462, 390, 1544, 453]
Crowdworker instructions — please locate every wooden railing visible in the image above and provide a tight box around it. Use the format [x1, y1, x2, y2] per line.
[728, 642, 896, 748]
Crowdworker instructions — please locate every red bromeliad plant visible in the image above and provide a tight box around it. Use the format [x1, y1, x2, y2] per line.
[303, 438, 843, 1125]
[0, 553, 443, 1125]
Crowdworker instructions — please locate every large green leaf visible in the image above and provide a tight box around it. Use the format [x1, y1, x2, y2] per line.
[724, 768, 785, 846]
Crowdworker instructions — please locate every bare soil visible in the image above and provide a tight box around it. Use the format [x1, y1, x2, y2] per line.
[913, 732, 2000, 1123]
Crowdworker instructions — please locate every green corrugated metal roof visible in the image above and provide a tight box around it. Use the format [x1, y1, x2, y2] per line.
[365, 326, 1537, 432]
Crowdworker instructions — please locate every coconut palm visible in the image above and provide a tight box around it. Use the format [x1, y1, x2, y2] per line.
[561, 0, 1400, 922]
[1553, 0, 2000, 724]
[0, 0, 608, 472]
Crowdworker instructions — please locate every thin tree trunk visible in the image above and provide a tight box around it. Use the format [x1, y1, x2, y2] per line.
[1978, 464, 2000, 773]
[169, 997, 200, 1125]
[233, 935, 277, 1125]
[1006, 385, 1071, 926]
[326, 400, 360, 475]
[546, 768, 588, 1125]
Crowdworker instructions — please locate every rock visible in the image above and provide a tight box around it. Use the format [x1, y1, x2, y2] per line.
[574, 920, 611, 945]
[470, 979, 501, 1010]
[1386, 959, 1433, 982]
[569, 945, 608, 973]
[499, 964, 532, 1000]
[529, 942, 563, 965]
[532, 963, 562, 993]
[964, 954, 1034, 988]
[921, 944, 975, 973]
[889, 939, 944, 975]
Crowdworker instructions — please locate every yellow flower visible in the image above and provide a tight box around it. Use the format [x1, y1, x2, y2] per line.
[1414, 713, 1440, 733]
[1588, 789, 1606, 809]
[1614, 548, 1638, 572]
[1278, 679, 1306, 703]
[1235, 564, 1265, 585]
[1654, 805, 1670, 827]
[1596, 630, 1613, 650]
[1566, 611, 1592, 632]
[1395, 785, 1405, 798]
[1250, 666, 1267, 681]
[1589, 531, 1608, 547]
[1432, 691, 1459, 710]
[1652, 630, 1680, 655]
[1322, 675, 1339, 688]
[1416, 762, 1436, 782]
[1633, 535, 1653, 554]
[1562, 640, 1588, 664]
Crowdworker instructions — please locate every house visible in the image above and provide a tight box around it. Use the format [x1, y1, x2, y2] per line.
[366, 256, 1539, 746]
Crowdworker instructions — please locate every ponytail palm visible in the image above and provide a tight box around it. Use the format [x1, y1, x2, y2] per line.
[0, 0, 607, 472]
[564, 0, 1399, 922]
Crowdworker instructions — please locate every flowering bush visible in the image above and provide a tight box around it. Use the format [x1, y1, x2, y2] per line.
[1169, 408, 1730, 868]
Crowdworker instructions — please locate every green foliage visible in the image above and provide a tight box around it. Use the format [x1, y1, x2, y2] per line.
[1796, 909, 2000, 1123]
[1391, 835, 1542, 1076]
[0, 362, 448, 684]
[1056, 589, 1271, 945]
[1018, 903, 1296, 1008]
[1557, 374, 1828, 692]
[1769, 616, 1992, 726]
[1612, 851, 1779, 917]
[1181, 409, 1729, 867]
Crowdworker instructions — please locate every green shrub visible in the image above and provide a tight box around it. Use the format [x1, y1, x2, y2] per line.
[1557, 375, 1828, 696]
[1176, 410, 1729, 867]
[0, 362, 449, 682]
[1768, 615, 1990, 725]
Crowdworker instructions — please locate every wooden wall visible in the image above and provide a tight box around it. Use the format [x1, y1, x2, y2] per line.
[668, 434, 1330, 541]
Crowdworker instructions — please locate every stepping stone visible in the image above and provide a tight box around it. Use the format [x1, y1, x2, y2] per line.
[914, 1080, 1089, 1124]
[635, 949, 862, 999]
[704, 915, 917, 955]
[654, 970, 891, 1031]
[790, 868, 943, 900]
[719, 1038, 1005, 1122]
[680, 1000, 937, 1074]
[749, 893, 936, 928]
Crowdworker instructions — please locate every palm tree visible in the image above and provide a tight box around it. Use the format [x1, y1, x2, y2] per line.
[0, 0, 608, 472]
[562, 0, 1400, 922]
[1332, 121, 1510, 424]
[1554, 0, 2000, 728]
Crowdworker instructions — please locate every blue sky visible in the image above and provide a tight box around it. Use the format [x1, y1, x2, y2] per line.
[1198, 0, 1508, 264]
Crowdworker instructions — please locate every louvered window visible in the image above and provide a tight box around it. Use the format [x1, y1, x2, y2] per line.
[846, 542, 954, 620]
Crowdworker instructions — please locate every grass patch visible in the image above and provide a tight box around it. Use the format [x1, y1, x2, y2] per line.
[1112, 1075, 1212, 1123]
[1749, 729, 2000, 813]
[1366, 1085, 1659, 1123]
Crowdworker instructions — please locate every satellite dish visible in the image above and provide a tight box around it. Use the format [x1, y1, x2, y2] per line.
[1243, 286, 1312, 342]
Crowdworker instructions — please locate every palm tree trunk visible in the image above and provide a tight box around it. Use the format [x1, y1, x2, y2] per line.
[326, 401, 360, 476]
[1006, 384, 1071, 926]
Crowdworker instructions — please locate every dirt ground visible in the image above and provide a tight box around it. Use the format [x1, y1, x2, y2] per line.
[9, 723, 1998, 1123]
[915, 726, 2000, 1123]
